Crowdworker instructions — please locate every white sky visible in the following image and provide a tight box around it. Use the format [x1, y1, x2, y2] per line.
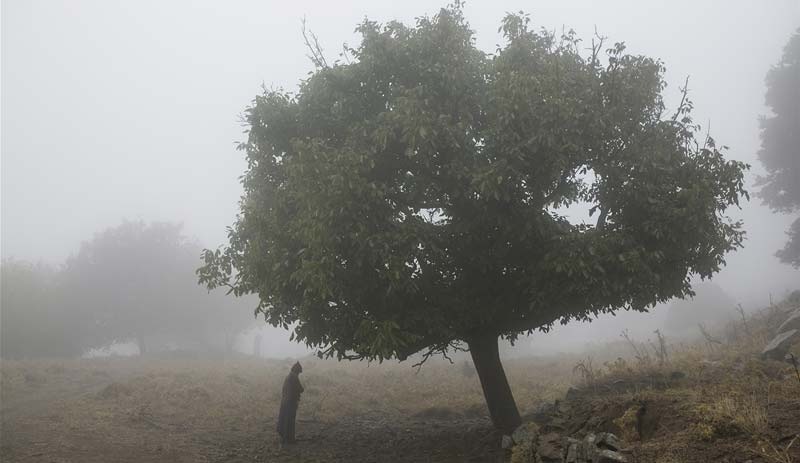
[2, 1, 799, 352]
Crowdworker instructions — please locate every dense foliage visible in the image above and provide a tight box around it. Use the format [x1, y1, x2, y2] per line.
[200, 6, 747, 361]
[62, 221, 255, 353]
[199, 5, 748, 430]
[757, 29, 800, 267]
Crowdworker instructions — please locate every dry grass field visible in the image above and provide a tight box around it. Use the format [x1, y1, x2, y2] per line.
[2, 303, 799, 462]
[0, 353, 567, 462]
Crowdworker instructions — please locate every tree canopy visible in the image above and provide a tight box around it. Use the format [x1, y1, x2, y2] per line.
[757, 28, 800, 267]
[1, 222, 256, 359]
[199, 5, 748, 431]
[62, 220, 255, 354]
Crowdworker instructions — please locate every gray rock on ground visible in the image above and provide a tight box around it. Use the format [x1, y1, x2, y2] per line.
[506, 422, 626, 462]
[563, 432, 627, 463]
[512, 422, 540, 445]
[595, 432, 621, 451]
[501, 434, 514, 449]
[761, 329, 800, 360]
[537, 432, 563, 462]
[529, 401, 559, 423]
[596, 448, 628, 463]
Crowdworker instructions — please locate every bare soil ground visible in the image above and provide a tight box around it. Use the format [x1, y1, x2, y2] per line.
[2, 329, 799, 462]
[1, 354, 540, 463]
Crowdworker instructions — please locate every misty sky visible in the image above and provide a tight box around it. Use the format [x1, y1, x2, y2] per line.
[2, 1, 799, 351]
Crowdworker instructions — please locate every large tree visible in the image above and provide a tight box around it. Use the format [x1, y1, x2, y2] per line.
[757, 29, 800, 268]
[199, 6, 748, 432]
[63, 221, 254, 354]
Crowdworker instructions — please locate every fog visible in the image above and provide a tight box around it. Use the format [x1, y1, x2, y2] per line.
[2, 0, 798, 358]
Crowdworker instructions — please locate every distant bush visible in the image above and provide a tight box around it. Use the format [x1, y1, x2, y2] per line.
[1, 260, 85, 358]
[1, 221, 258, 359]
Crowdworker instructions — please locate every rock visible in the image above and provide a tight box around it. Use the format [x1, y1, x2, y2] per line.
[596, 432, 621, 451]
[560, 432, 627, 463]
[564, 438, 580, 463]
[537, 433, 562, 462]
[777, 309, 800, 333]
[585, 415, 602, 429]
[576, 440, 590, 461]
[501, 435, 514, 449]
[548, 416, 567, 430]
[528, 401, 558, 423]
[596, 448, 628, 462]
[512, 422, 539, 445]
[762, 329, 800, 360]
[510, 439, 537, 463]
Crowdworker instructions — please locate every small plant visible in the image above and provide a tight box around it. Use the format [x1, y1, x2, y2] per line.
[509, 423, 539, 463]
[604, 357, 632, 378]
[698, 323, 723, 352]
[735, 304, 751, 337]
[692, 422, 715, 441]
[650, 329, 669, 366]
[614, 405, 641, 441]
[693, 392, 770, 439]
[573, 357, 598, 390]
[758, 435, 797, 463]
[712, 395, 769, 435]
[621, 329, 652, 366]
[509, 439, 536, 463]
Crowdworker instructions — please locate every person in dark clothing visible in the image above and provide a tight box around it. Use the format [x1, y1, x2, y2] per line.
[276, 361, 304, 445]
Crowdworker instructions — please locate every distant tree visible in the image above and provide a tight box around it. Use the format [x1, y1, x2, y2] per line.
[0, 260, 84, 357]
[757, 29, 800, 268]
[62, 221, 254, 354]
[199, 6, 748, 431]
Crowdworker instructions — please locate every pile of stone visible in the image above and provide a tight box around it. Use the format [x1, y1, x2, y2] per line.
[503, 422, 627, 463]
[563, 432, 627, 463]
[761, 306, 800, 361]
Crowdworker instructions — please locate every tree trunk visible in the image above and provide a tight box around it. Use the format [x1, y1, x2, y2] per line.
[468, 334, 522, 433]
[253, 334, 262, 357]
[137, 334, 147, 355]
[225, 331, 234, 354]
